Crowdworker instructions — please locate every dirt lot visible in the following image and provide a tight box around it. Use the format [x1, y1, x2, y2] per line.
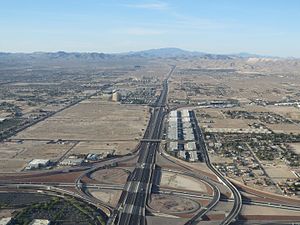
[0, 159, 27, 172]
[264, 163, 297, 182]
[267, 106, 300, 120]
[241, 204, 300, 216]
[160, 171, 207, 192]
[149, 194, 200, 214]
[0, 140, 74, 172]
[266, 123, 300, 134]
[1, 99, 148, 172]
[289, 143, 300, 154]
[90, 190, 121, 207]
[15, 99, 149, 142]
[90, 168, 129, 184]
[68, 140, 138, 156]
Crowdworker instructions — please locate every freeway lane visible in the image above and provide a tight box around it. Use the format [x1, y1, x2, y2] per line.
[108, 66, 175, 225]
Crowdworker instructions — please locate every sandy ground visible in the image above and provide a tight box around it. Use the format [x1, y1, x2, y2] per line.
[289, 143, 300, 154]
[90, 168, 129, 184]
[0, 209, 16, 218]
[149, 194, 200, 214]
[89, 190, 121, 207]
[267, 106, 300, 120]
[2, 99, 148, 171]
[15, 99, 149, 142]
[264, 163, 297, 181]
[205, 118, 252, 129]
[0, 159, 27, 172]
[68, 140, 138, 156]
[266, 123, 300, 134]
[0, 140, 75, 172]
[146, 216, 188, 225]
[241, 204, 300, 216]
[160, 171, 207, 192]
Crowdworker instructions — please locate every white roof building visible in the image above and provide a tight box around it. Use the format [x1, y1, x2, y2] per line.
[29, 219, 50, 225]
[60, 158, 84, 166]
[169, 142, 178, 152]
[26, 159, 50, 170]
[170, 110, 177, 118]
[181, 109, 190, 118]
[0, 217, 12, 225]
[185, 142, 196, 151]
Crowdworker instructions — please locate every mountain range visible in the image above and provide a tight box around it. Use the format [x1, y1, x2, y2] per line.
[0, 48, 278, 61]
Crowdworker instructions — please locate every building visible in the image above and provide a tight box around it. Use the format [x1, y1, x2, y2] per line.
[0, 217, 12, 225]
[185, 142, 196, 151]
[0, 118, 7, 123]
[179, 150, 198, 162]
[25, 159, 50, 170]
[29, 219, 50, 225]
[169, 110, 177, 118]
[60, 158, 84, 166]
[169, 141, 178, 152]
[181, 109, 190, 118]
[112, 91, 121, 102]
[86, 153, 100, 161]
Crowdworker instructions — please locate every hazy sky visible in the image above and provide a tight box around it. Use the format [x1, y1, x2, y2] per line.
[1, 0, 300, 57]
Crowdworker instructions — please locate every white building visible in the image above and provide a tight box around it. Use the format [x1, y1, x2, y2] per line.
[29, 219, 50, 225]
[169, 110, 177, 118]
[25, 159, 50, 170]
[60, 158, 84, 166]
[0, 217, 12, 225]
[181, 109, 190, 118]
[185, 142, 196, 151]
[169, 141, 178, 152]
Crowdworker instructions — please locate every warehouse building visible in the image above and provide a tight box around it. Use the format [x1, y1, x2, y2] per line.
[169, 141, 178, 152]
[29, 219, 50, 225]
[25, 159, 50, 170]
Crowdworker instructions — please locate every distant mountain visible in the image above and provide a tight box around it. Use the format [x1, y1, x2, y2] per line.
[230, 52, 277, 59]
[0, 48, 278, 62]
[124, 47, 204, 57]
[0, 51, 110, 60]
[123, 47, 232, 59]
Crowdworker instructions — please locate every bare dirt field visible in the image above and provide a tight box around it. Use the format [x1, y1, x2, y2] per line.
[241, 204, 300, 216]
[266, 123, 300, 134]
[149, 194, 200, 214]
[89, 190, 121, 207]
[67, 140, 138, 156]
[206, 118, 252, 129]
[264, 163, 297, 182]
[0, 159, 27, 172]
[289, 143, 300, 154]
[1, 99, 149, 171]
[146, 216, 188, 225]
[160, 171, 207, 192]
[0, 140, 74, 172]
[267, 106, 300, 120]
[15, 99, 149, 142]
[90, 168, 129, 184]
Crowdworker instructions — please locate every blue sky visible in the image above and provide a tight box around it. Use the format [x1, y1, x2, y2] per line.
[0, 0, 300, 57]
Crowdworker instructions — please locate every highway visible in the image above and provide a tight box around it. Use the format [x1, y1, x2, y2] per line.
[157, 152, 221, 224]
[108, 66, 175, 225]
[189, 111, 243, 225]
[2, 181, 300, 213]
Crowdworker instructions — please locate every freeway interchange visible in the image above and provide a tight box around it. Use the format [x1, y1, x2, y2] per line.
[1, 66, 300, 225]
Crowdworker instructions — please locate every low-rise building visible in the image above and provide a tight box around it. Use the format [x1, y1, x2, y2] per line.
[25, 159, 50, 170]
[29, 219, 50, 225]
[169, 141, 178, 152]
[0, 217, 12, 225]
[60, 158, 84, 166]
